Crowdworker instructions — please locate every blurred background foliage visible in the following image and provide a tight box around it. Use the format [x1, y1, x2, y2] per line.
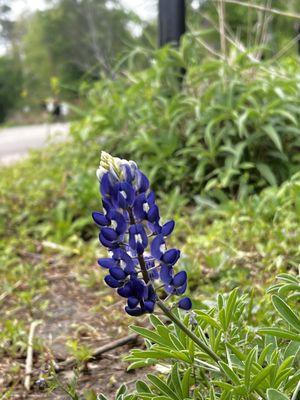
[1, 0, 300, 395]
[0, 0, 299, 286]
[1, 0, 300, 122]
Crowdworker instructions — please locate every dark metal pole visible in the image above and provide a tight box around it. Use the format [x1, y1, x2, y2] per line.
[158, 0, 186, 47]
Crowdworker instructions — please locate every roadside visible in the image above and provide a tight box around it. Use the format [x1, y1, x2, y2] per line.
[0, 123, 70, 166]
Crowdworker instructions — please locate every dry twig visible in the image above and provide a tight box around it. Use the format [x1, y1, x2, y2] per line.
[55, 333, 139, 372]
[24, 320, 42, 391]
[216, 0, 300, 20]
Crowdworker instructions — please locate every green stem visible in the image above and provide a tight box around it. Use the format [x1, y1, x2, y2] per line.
[157, 299, 221, 364]
[157, 300, 267, 400]
[127, 207, 265, 399]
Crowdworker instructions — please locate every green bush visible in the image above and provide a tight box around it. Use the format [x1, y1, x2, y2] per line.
[73, 41, 300, 200]
[120, 274, 300, 400]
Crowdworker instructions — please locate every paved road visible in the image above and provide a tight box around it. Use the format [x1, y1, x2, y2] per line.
[0, 122, 70, 165]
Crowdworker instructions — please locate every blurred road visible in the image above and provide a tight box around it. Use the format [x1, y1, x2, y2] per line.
[0, 122, 70, 165]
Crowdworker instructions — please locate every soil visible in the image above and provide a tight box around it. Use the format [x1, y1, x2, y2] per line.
[1, 255, 150, 399]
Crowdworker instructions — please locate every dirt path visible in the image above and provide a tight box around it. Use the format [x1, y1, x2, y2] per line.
[1, 252, 148, 399]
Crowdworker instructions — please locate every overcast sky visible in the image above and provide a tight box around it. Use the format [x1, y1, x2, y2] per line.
[12, 0, 157, 20]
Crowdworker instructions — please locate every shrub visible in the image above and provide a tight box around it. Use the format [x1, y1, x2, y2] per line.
[73, 41, 300, 200]
[120, 273, 300, 400]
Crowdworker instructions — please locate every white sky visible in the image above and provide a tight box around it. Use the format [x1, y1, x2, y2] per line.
[11, 0, 157, 20]
[0, 0, 157, 54]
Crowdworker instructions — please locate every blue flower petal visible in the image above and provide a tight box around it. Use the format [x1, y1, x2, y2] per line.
[160, 265, 173, 284]
[100, 173, 112, 197]
[125, 306, 143, 316]
[161, 220, 175, 236]
[110, 267, 127, 280]
[92, 212, 109, 226]
[143, 300, 155, 313]
[162, 249, 180, 265]
[148, 205, 160, 223]
[147, 191, 155, 205]
[101, 227, 118, 241]
[151, 235, 164, 259]
[173, 271, 187, 287]
[117, 282, 133, 298]
[176, 281, 187, 295]
[129, 224, 148, 254]
[133, 193, 147, 220]
[178, 297, 192, 310]
[127, 296, 139, 309]
[107, 210, 127, 235]
[97, 258, 116, 269]
[104, 275, 122, 288]
[136, 171, 149, 193]
[99, 232, 116, 249]
[112, 182, 135, 209]
[121, 164, 133, 183]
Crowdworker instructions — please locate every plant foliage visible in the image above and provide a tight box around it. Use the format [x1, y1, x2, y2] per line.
[74, 43, 300, 200]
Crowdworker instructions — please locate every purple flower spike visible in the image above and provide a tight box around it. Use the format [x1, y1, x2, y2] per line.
[93, 152, 190, 317]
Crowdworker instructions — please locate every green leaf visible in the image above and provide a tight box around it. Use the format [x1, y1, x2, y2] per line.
[195, 311, 222, 330]
[116, 384, 127, 399]
[98, 395, 109, 400]
[244, 347, 257, 388]
[267, 389, 289, 400]
[171, 364, 183, 399]
[149, 315, 165, 329]
[136, 381, 151, 394]
[258, 328, 300, 342]
[263, 125, 283, 152]
[147, 374, 180, 400]
[257, 163, 277, 186]
[272, 295, 300, 332]
[258, 343, 274, 365]
[219, 361, 241, 385]
[250, 364, 275, 391]
[284, 341, 300, 359]
[181, 368, 191, 398]
[127, 360, 155, 370]
[130, 326, 170, 347]
[225, 288, 239, 329]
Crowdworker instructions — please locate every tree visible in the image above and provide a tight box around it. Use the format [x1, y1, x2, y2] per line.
[0, 55, 22, 122]
[21, 0, 140, 101]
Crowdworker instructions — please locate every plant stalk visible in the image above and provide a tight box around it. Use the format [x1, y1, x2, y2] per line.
[157, 299, 221, 364]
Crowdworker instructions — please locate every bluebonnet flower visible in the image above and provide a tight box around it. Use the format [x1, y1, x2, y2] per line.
[93, 152, 192, 316]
